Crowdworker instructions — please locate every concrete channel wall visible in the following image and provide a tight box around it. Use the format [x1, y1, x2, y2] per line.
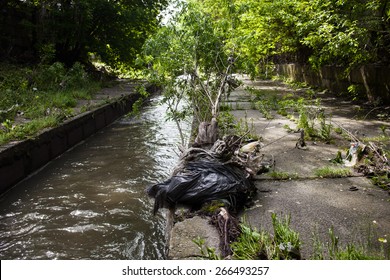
[275, 63, 390, 104]
[0, 84, 158, 194]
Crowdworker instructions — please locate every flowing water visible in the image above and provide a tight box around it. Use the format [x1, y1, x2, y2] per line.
[0, 96, 189, 260]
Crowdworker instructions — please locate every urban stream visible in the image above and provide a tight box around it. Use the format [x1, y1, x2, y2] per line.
[0, 96, 189, 259]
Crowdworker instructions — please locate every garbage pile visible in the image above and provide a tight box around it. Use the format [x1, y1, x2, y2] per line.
[147, 135, 272, 214]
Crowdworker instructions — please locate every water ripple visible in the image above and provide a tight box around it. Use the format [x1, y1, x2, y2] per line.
[60, 224, 105, 233]
[70, 210, 102, 218]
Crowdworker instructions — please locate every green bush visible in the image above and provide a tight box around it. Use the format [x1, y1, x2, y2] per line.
[65, 62, 88, 88]
[32, 62, 90, 91]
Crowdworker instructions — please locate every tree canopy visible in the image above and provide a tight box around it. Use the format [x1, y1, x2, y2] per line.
[0, 0, 168, 68]
[143, 0, 390, 80]
[196, 0, 390, 73]
[3, 0, 388, 72]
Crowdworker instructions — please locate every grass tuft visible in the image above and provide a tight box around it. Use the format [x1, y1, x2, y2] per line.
[315, 166, 352, 178]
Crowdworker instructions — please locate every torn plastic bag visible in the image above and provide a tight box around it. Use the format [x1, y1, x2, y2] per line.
[147, 160, 256, 214]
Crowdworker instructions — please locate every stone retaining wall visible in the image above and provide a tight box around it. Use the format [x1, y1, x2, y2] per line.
[0, 85, 158, 193]
[275, 63, 390, 104]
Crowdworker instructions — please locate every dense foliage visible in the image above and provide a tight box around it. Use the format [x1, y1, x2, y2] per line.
[193, 0, 390, 74]
[0, 0, 168, 68]
[3, 0, 388, 74]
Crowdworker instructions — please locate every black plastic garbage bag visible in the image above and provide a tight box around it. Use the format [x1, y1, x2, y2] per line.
[147, 160, 256, 214]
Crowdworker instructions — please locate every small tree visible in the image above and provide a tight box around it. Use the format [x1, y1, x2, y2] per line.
[142, 0, 237, 146]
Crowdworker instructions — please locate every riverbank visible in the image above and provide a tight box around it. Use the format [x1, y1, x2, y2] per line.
[0, 80, 157, 193]
[167, 76, 390, 259]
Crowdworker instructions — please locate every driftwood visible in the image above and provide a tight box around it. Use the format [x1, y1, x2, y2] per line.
[193, 118, 219, 148]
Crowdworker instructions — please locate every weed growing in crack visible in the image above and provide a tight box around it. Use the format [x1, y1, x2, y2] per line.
[193, 237, 221, 260]
[246, 86, 335, 142]
[312, 226, 388, 260]
[318, 111, 333, 143]
[315, 166, 352, 178]
[231, 213, 301, 260]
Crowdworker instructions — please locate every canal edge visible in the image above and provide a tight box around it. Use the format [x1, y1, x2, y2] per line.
[0, 83, 160, 194]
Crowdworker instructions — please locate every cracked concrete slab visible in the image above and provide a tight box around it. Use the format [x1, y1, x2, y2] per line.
[168, 216, 220, 260]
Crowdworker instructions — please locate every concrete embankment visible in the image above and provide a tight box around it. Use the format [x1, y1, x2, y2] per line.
[167, 76, 390, 259]
[0, 81, 158, 193]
